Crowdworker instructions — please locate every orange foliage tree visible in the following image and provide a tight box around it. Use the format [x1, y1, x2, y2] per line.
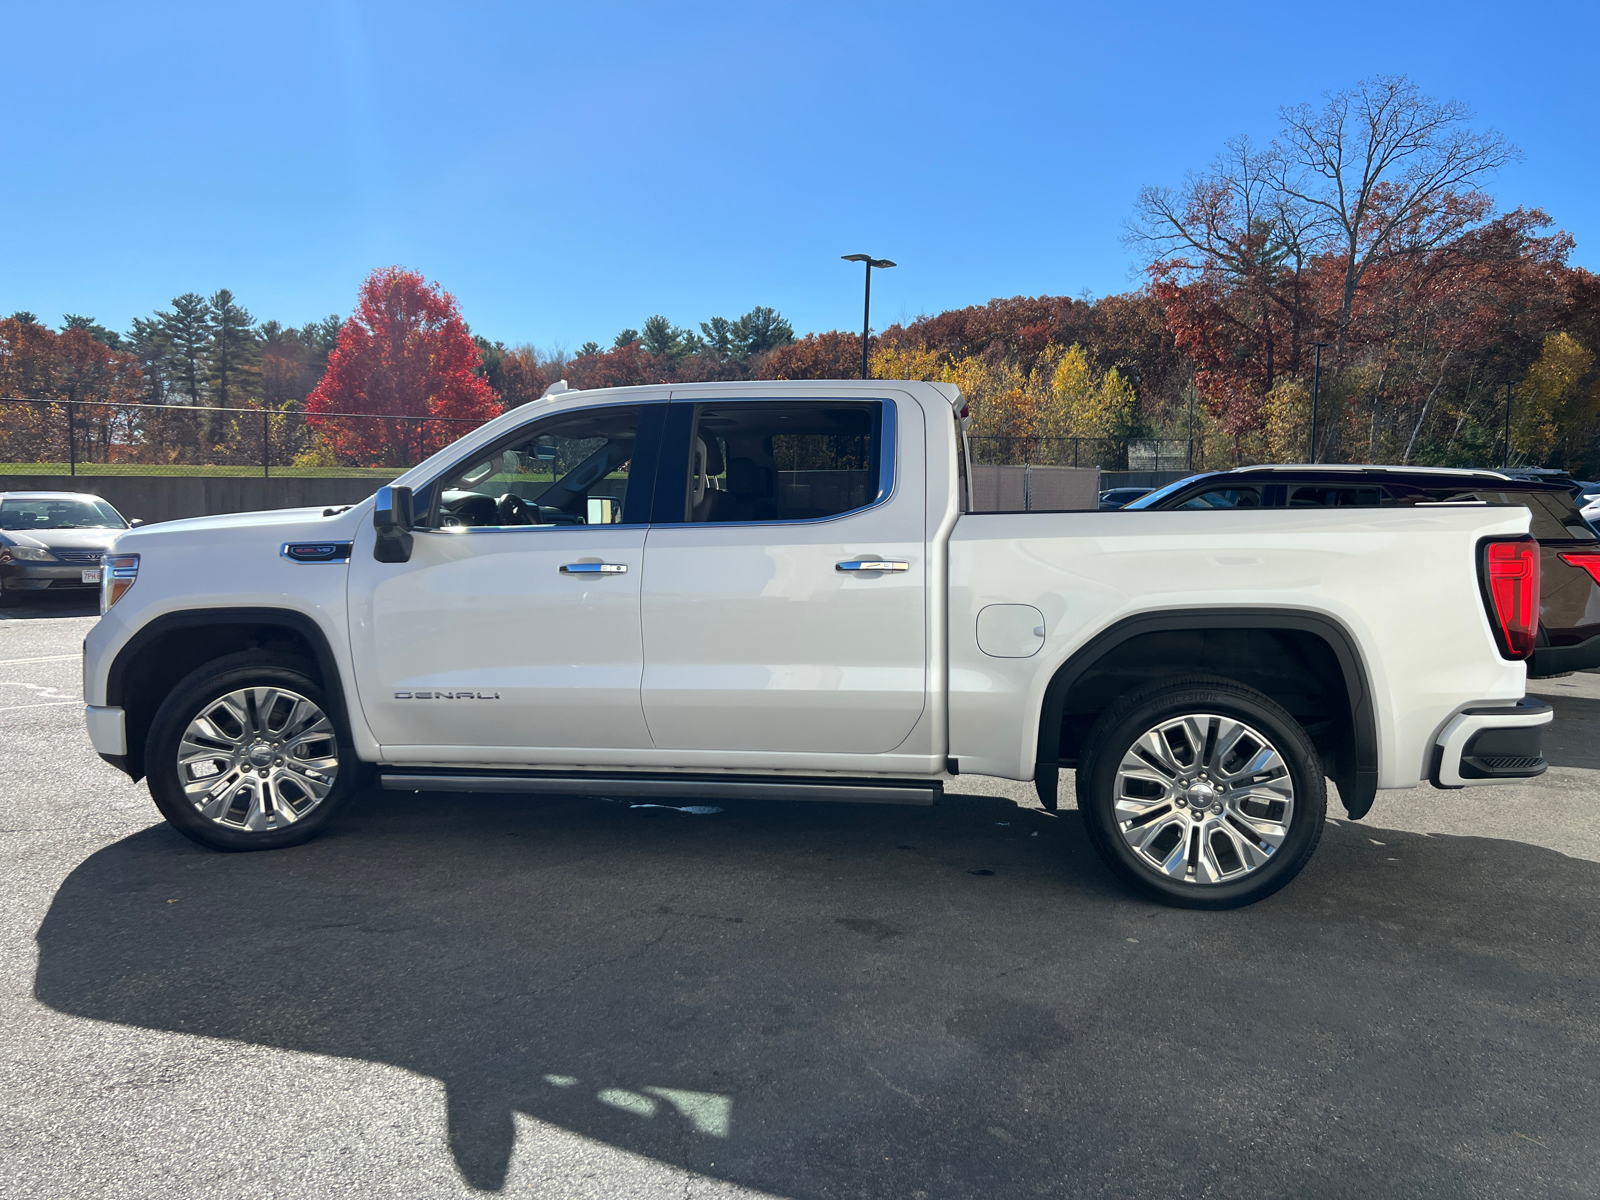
[0, 317, 144, 463]
[304, 268, 501, 466]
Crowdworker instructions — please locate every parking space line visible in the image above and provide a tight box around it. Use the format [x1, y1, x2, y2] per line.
[0, 655, 79, 665]
[0, 700, 82, 712]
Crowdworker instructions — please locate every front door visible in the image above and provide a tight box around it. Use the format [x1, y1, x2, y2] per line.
[348, 401, 662, 758]
[639, 396, 928, 754]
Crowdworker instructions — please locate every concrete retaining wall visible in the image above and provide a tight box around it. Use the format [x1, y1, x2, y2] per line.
[0, 475, 387, 525]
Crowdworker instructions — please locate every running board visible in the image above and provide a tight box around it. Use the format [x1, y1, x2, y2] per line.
[380, 769, 940, 806]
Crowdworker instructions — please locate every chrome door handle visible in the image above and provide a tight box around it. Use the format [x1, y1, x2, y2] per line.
[560, 562, 628, 574]
[836, 559, 909, 572]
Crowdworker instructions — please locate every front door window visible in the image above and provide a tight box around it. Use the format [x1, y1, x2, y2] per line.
[433, 405, 644, 528]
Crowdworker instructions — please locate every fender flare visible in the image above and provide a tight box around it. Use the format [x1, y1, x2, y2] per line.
[104, 606, 356, 778]
[1033, 608, 1379, 820]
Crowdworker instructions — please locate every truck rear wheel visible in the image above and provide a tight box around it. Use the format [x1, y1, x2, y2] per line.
[1075, 676, 1326, 909]
[145, 652, 359, 851]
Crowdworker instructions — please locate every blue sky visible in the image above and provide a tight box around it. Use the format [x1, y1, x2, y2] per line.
[2, 1, 1596, 350]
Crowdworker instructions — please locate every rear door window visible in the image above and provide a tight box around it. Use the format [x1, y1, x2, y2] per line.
[678, 401, 885, 524]
[1288, 486, 1384, 507]
[1178, 487, 1261, 509]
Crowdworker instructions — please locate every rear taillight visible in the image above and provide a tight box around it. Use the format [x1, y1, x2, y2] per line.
[1480, 537, 1540, 660]
[1558, 550, 1600, 586]
[102, 553, 139, 613]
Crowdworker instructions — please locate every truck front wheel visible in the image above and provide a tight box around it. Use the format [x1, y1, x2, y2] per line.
[1075, 677, 1326, 909]
[145, 651, 360, 851]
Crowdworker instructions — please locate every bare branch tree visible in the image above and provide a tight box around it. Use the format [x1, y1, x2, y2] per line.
[1271, 75, 1519, 364]
[1127, 136, 1323, 383]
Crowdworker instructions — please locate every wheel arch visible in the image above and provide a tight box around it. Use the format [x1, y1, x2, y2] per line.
[1034, 608, 1379, 819]
[104, 607, 355, 782]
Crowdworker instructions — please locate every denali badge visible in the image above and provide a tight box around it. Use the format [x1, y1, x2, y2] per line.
[394, 690, 502, 700]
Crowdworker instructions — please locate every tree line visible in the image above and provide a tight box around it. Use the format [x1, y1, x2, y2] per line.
[3, 75, 1596, 474]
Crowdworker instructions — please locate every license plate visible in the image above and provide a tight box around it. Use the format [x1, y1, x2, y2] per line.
[81, 569, 101, 584]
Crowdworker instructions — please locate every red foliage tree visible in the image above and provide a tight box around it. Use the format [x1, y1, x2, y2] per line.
[305, 268, 500, 465]
[496, 347, 551, 408]
[756, 331, 865, 380]
[565, 341, 668, 391]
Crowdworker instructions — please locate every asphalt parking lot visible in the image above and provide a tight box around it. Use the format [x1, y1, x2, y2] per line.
[4, 592, 1600, 1199]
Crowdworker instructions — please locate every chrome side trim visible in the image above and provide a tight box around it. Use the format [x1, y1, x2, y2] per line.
[380, 770, 940, 806]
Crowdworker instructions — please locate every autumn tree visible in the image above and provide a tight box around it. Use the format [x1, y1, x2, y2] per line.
[758, 331, 864, 380]
[304, 267, 501, 466]
[0, 317, 143, 464]
[1274, 76, 1517, 365]
[497, 346, 551, 407]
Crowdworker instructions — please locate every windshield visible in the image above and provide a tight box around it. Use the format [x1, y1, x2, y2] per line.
[1123, 474, 1214, 509]
[0, 498, 126, 531]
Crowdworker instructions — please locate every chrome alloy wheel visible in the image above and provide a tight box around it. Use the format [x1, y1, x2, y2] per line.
[176, 686, 340, 831]
[1113, 713, 1295, 886]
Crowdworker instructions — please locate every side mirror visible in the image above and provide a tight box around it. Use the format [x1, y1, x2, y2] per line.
[373, 485, 414, 563]
[129, 519, 144, 527]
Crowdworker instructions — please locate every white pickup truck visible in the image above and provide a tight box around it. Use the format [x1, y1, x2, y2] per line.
[82, 380, 1552, 907]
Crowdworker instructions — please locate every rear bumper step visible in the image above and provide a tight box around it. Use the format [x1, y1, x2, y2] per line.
[1430, 697, 1553, 789]
[380, 770, 942, 806]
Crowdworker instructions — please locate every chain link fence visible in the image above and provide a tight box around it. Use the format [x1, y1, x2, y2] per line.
[0, 396, 494, 477]
[967, 436, 1194, 472]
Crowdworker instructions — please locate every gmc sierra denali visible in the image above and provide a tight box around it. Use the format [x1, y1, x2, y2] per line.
[81, 380, 1552, 908]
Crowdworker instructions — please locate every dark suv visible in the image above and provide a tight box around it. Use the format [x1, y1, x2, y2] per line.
[1126, 465, 1600, 678]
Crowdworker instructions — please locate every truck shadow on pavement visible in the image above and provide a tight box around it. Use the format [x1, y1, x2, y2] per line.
[35, 790, 1600, 1198]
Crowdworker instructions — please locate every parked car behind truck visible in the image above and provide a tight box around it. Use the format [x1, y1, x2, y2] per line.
[0, 491, 136, 607]
[81, 381, 1551, 908]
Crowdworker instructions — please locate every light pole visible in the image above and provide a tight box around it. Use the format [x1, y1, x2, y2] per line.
[1309, 341, 1328, 463]
[841, 254, 896, 380]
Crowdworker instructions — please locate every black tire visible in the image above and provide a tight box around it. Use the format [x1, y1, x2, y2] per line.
[145, 651, 361, 851]
[1075, 675, 1326, 909]
[0, 582, 26, 608]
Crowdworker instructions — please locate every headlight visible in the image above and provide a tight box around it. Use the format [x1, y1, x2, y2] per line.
[0, 546, 57, 562]
[102, 553, 139, 612]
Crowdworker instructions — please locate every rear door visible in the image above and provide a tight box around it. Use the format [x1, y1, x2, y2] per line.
[638, 395, 928, 754]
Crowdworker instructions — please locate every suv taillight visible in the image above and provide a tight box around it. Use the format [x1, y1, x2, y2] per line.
[1558, 550, 1600, 586]
[1480, 537, 1540, 660]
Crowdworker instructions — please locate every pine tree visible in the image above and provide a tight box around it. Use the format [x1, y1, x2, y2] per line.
[160, 294, 212, 407]
[700, 316, 735, 358]
[208, 289, 260, 409]
[127, 317, 170, 405]
[730, 307, 794, 359]
[61, 314, 126, 350]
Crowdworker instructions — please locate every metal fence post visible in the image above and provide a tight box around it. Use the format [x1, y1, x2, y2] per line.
[262, 409, 270, 479]
[67, 402, 76, 477]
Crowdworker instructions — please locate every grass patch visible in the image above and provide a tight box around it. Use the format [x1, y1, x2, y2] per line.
[0, 462, 402, 478]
